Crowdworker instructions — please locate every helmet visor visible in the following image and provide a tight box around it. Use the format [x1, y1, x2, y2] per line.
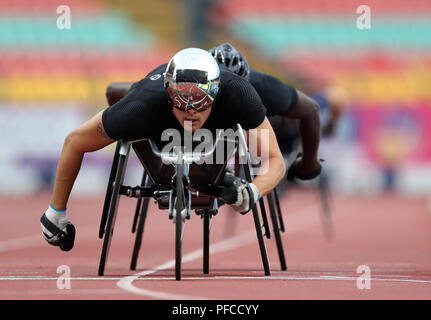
[167, 82, 219, 112]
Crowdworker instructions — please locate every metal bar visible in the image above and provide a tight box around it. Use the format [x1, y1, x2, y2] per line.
[203, 210, 210, 274]
[99, 142, 121, 239]
[131, 171, 148, 233]
[98, 140, 131, 275]
[267, 192, 287, 271]
[273, 188, 285, 232]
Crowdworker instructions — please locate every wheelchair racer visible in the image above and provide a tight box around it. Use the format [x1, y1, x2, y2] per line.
[41, 48, 289, 251]
[107, 43, 323, 181]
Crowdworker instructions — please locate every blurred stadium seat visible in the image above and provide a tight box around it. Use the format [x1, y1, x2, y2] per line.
[0, 0, 173, 194]
[0, 0, 170, 104]
[1, 0, 430, 195]
[210, 0, 431, 193]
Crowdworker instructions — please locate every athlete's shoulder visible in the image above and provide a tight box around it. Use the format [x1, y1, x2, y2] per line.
[249, 67, 264, 79]
[250, 68, 298, 94]
[220, 67, 252, 90]
[249, 68, 279, 85]
[219, 68, 264, 107]
[129, 63, 168, 93]
[145, 63, 168, 79]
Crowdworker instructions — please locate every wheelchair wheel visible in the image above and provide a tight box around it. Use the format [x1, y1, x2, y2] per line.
[267, 191, 287, 271]
[273, 188, 285, 232]
[99, 142, 121, 239]
[130, 196, 150, 270]
[98, 146, 129, 276]
[175, 162, 186, 281]
[130, 171, 150, 270]
[203, 210, 210, 274]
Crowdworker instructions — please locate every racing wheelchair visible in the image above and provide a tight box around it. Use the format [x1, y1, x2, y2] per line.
[97, 126, 288, 280]
[97, 91, 287, 281]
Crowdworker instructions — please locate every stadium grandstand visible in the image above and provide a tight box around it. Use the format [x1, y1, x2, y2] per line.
[0, 0, 430, 195]
[0, 0, 176, 194]
[210, 0, 431, 194]
[0, 0, 174, 104]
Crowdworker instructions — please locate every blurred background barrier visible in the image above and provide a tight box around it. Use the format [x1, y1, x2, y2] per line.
[0, 0, 430, 195]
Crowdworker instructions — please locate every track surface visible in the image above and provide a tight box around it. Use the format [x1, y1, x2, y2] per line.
[1, 189, 431, 300]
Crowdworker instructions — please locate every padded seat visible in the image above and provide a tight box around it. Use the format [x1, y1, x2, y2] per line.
[132, 131, 237, 209]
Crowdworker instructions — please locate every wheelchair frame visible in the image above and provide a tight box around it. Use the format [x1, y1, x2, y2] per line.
[97, 124, 287, 280]
[285, 143, 335, 239]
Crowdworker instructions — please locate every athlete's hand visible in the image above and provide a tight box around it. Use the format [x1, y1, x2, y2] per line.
[221, 172, 260, 214]
[287, 154, 323, 181]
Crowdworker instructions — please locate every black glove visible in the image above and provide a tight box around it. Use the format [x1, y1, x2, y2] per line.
[287, 153, 324, 181]
[221, 172, 260, 214]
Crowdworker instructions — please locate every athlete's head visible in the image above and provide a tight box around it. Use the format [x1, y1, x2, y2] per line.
[165, 48, 220, 131]
[209, 43, 250, 81]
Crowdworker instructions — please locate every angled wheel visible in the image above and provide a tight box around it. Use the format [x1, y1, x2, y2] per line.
[99, 142, 121, 239]
[242, 162, 271, 276]
[130, 196, 150, 270]
[130, 171, 150, 270]
[258, 198, 271, 239]
[98, 142, 130, 276]
[267, 191, 287, 271]
[273, 188, 285, 232]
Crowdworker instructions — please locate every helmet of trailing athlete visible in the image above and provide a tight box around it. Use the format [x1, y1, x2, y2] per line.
[209, 43, 250, 80]
[164, 48, 220, 112]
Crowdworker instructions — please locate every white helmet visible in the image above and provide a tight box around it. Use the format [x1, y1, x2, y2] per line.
[164, 48, 220, 112]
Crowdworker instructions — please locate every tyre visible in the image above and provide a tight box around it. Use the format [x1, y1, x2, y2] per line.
[175, 162, 186, 280]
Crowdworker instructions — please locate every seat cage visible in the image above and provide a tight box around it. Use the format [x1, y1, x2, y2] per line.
[98, 123, 286, 277]
[131, 130, 237, 210]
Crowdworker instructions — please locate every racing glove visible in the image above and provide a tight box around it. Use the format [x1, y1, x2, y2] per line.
[287, 153, 324, 181]
[40, 205, 75, 252]
[221, 172, 260, 214]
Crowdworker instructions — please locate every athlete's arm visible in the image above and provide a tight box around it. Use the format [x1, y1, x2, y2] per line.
[50, 110, 115, 210]
[284, 90, 321, 175]
[247, 117, 286, 197]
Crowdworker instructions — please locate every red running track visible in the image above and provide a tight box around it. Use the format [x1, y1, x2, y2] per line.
[0, 189, 431, 300]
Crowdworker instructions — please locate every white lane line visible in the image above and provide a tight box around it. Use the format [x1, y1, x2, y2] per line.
[116, 203, 324, 299]
[1, 275, 431, 284]
[0, 225, 95, 253]
[0, 277, 123, 281]
[116, 201, 431, 299]
[0, 289, 126, 295]
[0, 270, 421, 280]
[117, 230, 256, 300]
[0, 202, 313, 300]
[8, 200, 428, 299]
[122, 275, 431, 284]
[0, 234, 51, 252]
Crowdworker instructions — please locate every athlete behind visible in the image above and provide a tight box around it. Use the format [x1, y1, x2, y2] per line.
[209, 43, 322, 180]
[40, 48, 286, 251]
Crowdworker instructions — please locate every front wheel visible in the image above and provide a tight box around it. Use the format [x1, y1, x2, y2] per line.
[175, 162, 186, 280]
